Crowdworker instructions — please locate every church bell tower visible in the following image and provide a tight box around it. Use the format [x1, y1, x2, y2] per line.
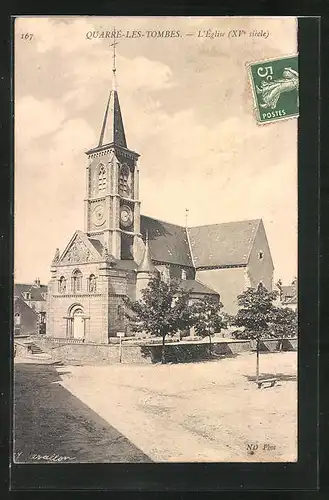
[84, 40, 141, 261]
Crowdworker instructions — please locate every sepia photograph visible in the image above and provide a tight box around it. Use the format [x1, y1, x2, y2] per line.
[13, 16, 298, 464]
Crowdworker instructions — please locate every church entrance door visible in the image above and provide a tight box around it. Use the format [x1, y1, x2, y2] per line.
[72, 308, 84, 339]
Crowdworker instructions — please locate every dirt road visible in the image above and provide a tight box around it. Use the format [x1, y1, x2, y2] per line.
[14, 363, 150, 463]
[14, 351, 297, 462]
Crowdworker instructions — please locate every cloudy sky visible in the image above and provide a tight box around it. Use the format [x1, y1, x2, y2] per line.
[14, 16, 297, 285]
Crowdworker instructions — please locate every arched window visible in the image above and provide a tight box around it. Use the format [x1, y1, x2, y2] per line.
[258, 250, 264, 260]
[119, 164, 129, 196]
[72, 269, 82, 293]
[58, 276, 66, 293]
[98, 164, 106, 192]
[88, 274, 97, 293]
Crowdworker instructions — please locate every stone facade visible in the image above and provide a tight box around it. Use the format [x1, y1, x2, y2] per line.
[47, 232, 130, 342]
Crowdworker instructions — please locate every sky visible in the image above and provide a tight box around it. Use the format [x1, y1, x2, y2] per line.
[14, 16, 298, 285]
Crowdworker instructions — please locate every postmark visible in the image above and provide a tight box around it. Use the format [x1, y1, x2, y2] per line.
[248, 55, 299, 124]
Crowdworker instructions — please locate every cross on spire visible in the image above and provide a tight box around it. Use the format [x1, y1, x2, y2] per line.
[110, 29, 119, 90]
[110, 38, 119, 73]
[185, 208, 189, 228]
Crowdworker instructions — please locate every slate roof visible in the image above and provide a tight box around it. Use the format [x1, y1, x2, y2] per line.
[88, 237, 103, 256]
[15, 283, 48, 301]
[178, 279, 218, 296]
[188, 219, 261, 268]
[140, 215, 194, 267]
[281, 284, 297, 304]
[14, 296, 39, 318]
[98, 89, 127, 148]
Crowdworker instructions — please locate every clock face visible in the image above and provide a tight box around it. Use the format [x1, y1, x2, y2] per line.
[120, 205, 133, 228]
[92, 204, 105, 227]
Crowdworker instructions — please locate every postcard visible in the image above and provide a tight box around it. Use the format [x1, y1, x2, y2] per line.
[13, 16, 298, 465]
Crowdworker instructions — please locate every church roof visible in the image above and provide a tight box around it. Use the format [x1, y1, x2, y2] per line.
[140, 216, 262, 269]
[188, 219, 261, 268]
[140, 215, 194, 267]
[98, 89, 127, 148]
[178, 279, 218, 296]
[71, 217, 263, 271]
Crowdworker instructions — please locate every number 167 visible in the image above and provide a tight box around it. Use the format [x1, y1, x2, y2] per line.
[21, 33, 33, 41]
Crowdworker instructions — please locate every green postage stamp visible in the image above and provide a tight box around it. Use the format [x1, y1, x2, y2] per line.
[248, 55, 299, 124]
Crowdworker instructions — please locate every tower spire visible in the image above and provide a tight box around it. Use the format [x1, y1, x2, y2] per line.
[97, 31, 127, 148]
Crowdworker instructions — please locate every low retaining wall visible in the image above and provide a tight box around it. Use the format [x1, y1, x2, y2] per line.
[250, 338, 298, 352]
[282, 338, 298, 351]
[35, 338, 152, 365]
[141, 339, 251, 364]
[32, 336, 297, 365]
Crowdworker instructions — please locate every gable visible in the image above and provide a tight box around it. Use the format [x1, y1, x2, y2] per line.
[188, 220, 261, 268]
[59, 231, 102, 265]
[246, 220, 274, 289]
[247, 219, 274, 270]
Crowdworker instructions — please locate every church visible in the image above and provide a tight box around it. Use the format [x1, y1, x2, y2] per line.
[47, 52, 274, 344]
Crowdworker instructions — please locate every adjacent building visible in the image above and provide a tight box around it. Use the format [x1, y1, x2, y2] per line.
[14, 279, 47, 335]
[278, 278, 298, 311]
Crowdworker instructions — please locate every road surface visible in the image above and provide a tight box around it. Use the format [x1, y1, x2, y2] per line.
[14, 362, 150, 463]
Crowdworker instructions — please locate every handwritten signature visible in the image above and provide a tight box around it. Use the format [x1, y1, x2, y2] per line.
[14, 451, 76, 462]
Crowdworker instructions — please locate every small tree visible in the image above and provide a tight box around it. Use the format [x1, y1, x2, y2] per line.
[125, 275, 192, 363]
[232, 283, 278, 382]
[190, 297, 226, 355]
[270, 307, 298, 350]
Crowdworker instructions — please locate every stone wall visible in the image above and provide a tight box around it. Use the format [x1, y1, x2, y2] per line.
[33, 336, 297, 366]
[250, 338, 298, 352]
[141, 339, 251, 363]
[35, 337, 152, 365]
